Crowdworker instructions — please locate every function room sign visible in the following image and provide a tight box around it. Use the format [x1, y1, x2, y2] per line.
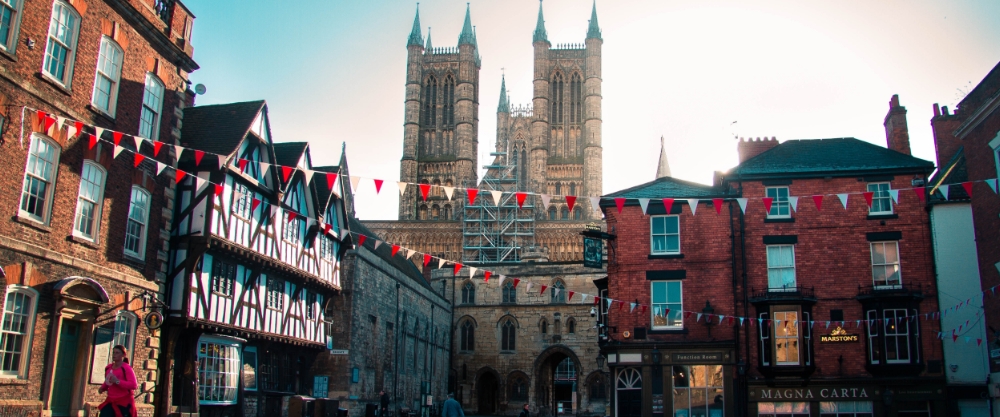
[750, 386, 876, 401]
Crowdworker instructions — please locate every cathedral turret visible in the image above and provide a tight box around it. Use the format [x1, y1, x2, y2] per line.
[533, 0, 549, 44]
[498, 75, 510, 113]
[582, 1, 603, 212]
[458, 4, 475, 46]
[425, 27, 432, 52]
[407, 6, 423, 47]
[586, 0, 602, 40]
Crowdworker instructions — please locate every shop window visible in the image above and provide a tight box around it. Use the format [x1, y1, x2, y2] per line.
[819, 401, 873, 417]
[259, 349, 295, 393]
[197, 337, 241, 404]
[757, 402, 809, 417]
[672, 365, 724, 417]
[243, 346, 258, 391]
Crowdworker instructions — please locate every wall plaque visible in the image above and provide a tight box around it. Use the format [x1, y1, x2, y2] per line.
[671, 352, 724, 363]
[820, 326, 859, 343]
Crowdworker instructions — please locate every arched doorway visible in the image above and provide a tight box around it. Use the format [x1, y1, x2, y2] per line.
[534, 346, 582, 416]
[615, 368, 642, 417]
[477, 372, 498, 414]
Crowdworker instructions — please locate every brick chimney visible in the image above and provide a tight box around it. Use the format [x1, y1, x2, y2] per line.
[737, 137, 780, 163]
[930, 103, 963, 168]
[884, 94, 911, 155]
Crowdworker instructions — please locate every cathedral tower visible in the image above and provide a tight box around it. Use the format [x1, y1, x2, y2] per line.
[398, 5, 481, 220]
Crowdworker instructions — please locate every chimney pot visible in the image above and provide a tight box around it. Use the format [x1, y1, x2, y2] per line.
[884, 94, 910, 155]
[890, 94, 900, 108]
[933, 103, 940, 117]
[942, 106, 950, 116]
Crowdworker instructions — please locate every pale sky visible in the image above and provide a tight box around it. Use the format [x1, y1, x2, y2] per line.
[183, 0, 1000, 220]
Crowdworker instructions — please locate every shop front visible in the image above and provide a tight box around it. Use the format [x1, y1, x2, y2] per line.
[748, 382, 947, 417]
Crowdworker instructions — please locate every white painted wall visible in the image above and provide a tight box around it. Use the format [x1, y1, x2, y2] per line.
[930, 203, 989, 384]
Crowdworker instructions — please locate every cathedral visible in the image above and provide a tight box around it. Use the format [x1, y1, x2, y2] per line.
[362, 2, 609, 415]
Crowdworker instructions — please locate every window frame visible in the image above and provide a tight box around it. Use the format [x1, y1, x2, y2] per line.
[773, 309, 801, 366]
[242, 346, 258, 391]
[500, 318, 516, 352]
[766, 186, 791, 219]
[123, 186, 151, 260]
[650, 281, 683, 330]
[502, 281, 516, 304]
[91, 36, 123, 117]
[461, 281, 475, 305]
[211, 258, 236, 298]
[866, 308, 919, 365]
[19, 134, 61, 224]
[266, 276, 284, 311]
[42, 0, 80, 87]
[138, 73, 165, 140]
[197, 336, 241, 405]
[766, 245, 796, 291]
[72, 160, 107, 241]
[867, 182, 893, 215]
[459, 319, 474, 352]
[111, 310, 137, 363]
[0, 0, 24, 54]
[0, 285, 39, 378]
[760, 306, 812, 368]
[550, 280, 566, 304]
[231, 182, 252, 220]
[650, 215, 680, 255]
[870, 241, 902, 289]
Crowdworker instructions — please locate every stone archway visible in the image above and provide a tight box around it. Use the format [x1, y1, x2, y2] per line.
[47, 276, 110, 416]
[474, 367, 502, 415]
[533, 345, 582, 416]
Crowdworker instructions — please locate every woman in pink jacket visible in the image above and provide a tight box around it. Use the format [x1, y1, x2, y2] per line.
[97, 345, 138, 417]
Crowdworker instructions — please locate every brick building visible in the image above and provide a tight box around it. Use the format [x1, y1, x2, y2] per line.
[0, 0, 197, 416]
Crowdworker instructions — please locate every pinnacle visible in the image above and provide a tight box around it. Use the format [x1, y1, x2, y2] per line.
[458, 3, 476, 46]
[498, 76, 510, 113]
[533, 0, 548, 44]
[407, 4, 423, 47]
[587, 0, 602, 40]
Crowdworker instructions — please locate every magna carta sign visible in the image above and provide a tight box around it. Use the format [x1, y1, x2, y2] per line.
[820, 326, 859, 343]
[750, 386, 874, 401]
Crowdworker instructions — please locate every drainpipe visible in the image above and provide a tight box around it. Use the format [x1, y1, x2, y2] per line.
[738, 179, 750, 417]
[395, 283, 401, 410]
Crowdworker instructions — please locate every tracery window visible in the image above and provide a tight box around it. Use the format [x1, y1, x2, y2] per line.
[500, 318, 516, 351]
[570, 73, 583, 123]
[462, 281, 475, 305]
[550, 73, 564, 124]
[443, 75, 455, 127]
[423, 76, 438, 128]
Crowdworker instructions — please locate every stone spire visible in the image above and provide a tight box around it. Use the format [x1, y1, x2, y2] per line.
[425, 27, 432, 51]
[458, 3, 475, 46]
[407, 5, 423, 47]
[533, 0, 548, 43]
[656, 136, 671, 179]
[587, 0, 602, 40]
[498, 75, 510, 113]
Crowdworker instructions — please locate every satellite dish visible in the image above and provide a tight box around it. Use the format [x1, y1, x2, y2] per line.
[194, 84, 207, 95]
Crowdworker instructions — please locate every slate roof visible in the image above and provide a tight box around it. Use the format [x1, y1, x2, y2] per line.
[928, 147, 969, 201]
[312, 165, 340, 210]
[602, 176, 727, 206]
[348, 217, 427, 285]
[728, 137, 934, 179]
[273, 142, 308, 168]
[180, 101, 265, 156]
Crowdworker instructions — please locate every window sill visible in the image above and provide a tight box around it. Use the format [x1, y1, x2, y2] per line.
[122, 252, 146, 264]
[648, 254, 683, 260]
[35, 72, 73, 96]
[13, 214, 51, 233]
[0, 47, 16, 63]
[0, 377, 29, 385]
[68, 234, 101, 249]
[867, 213, 898, 220]
[764, 217, 794, 223]
[87, 104, 117, 122]
[647, 328, 688, 335]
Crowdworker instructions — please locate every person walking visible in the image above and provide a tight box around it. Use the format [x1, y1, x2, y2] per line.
[518, 403, 530, 417]
[442, 393, 464, 417]
[96, 345, 138, 417]
[380, 390, 390, 417]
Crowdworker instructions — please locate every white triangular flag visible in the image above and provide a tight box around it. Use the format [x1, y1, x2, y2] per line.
[373, 240, 383, 250]
[217, 155, 227, 171]
[638, 198, 650, 214]
[697, 313, 703, 322]
[55, 116, 66, 131]
[498, 275, 506, 286]
[443, 186, 455, 200]
[156, 162, 168, 175]
[525, 282, 533, 294]
[589, 197, 601, 212]
[888, 189, 899, 204]
[398, 182, 408, 196]
[113, 145, 125, 159]
[606, 298, 613, 309]
[581, 294, 588, 303]
[687, 199, 699, 215]
[233, 190, 244, 201]
[736, 198, 748, 213]
[95, 127, 106, 141]
[788, 196, 799, 212]
[133, 135, 144, 151]
[490, 190, 503, 206]
[630, 303, 637, 313]
[469, 267, 477, 278]
[195, 177, 207, 191]
[260, 162, 271, 176]
[405, 249, 414, 260]
[939, 184, 950, 200]
[303, 169, 315, 186]
[719, 315, 726, 324]
[837, 193, 849, 209]
[438, 258, 446, 269]
[174, 146, 185, 166]
[350, 176, 361, 193]
[986, 179, 998, 194]
[66, 123, 77, 139]
[540, 194, 551, 210]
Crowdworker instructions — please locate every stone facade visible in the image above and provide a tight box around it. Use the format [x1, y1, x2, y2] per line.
[0, 1, 197, 416]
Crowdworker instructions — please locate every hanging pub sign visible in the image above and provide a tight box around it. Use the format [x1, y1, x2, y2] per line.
[583, 237, 603, 269]
[820, 326, 858, 343]
[144, 311, 164, 330]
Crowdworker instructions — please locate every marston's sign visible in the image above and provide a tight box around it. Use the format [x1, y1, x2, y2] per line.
[751, 386, 873, 401]
[820, 326, 859, 343]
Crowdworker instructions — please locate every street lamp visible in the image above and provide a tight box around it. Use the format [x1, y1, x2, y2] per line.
[651, 346, 662, 364]
[596, 354, 606, 370]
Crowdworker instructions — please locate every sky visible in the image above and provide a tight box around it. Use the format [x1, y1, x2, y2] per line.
[181, 0, 1000, 220]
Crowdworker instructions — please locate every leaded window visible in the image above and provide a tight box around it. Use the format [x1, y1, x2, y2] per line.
[461, 281, 475, 305]
[266, 277, 283, 310]
[551, 280, 566, 304]
[232, 182, 252, 218]
[500, 318, 516, 351]
[502, 281, 516, 304]
[197, 337, 241, 404]
[460, 319, 474, 352]
[211, 259, 235, 297]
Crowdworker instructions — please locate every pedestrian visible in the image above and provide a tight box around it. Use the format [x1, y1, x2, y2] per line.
[96, 345, 138, 417]
[518, 403, 530, 417]
[380, 390, 390, 417]
[442, 393, 464, 417]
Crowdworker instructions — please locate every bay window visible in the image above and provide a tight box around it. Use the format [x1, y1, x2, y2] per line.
[197, 336, 241, 405]
[651, 281, 682, 330]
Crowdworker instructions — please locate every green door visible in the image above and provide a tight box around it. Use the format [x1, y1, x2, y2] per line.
[51, 321, 81, 416]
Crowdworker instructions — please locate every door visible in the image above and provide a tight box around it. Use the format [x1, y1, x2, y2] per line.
[52, 321, 82, 416]
[477, 373, 498, 415]
[616, 390, 641, 417]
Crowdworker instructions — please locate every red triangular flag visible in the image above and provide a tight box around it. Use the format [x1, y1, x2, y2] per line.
[618, 300, 625, 311]
[357, 235, 367, 246]
[641, 305, 648, 314]
[87, 133, 97, 150]
[862, 191, 874, 208]
[194, 150, 205, 166]
[214, 184, 224, 197]
[567, 291, 574, 301]
[516, 192, 527, 208]
[323, 223, 332, 234]
[238, 159, 249, 173]
[133, 153, 145, 167]
[153, 141, 163, 157]
[662, 198, 674, 213]
[36, 110, 45, 126]
[566, 195, 577, 211]
[484, 271, 491, 282]
[812, 195, 823, 211]
[684, 311, 692, 319]
[374, 179, 384, 194]
[74, 121, 84, 136]
[326, 173, 338, 191]
[453, 263, 463, 276]
[762, 197, 774, 213]
[713, 198, 723, 214]
[962, 181, 973, 198]
[593, 296, 600, 305]
[420, 183, 431, 201]
[540, 285, 548, 295]
[287, 211, 299, 222]
[512, 278, 521, 288]
[391, 245, 401, 257]
[913, 187, 926, 203]
[113, 131, 123, 146]
[467, 189, 479, 205]
[614, 198, 626, 213]
[251, 198, 261, 212]
[43, 116, 55, 132]
[175, 169, 187, 184]
[424, 254, 432, 267]
[281, 166, 294, 183]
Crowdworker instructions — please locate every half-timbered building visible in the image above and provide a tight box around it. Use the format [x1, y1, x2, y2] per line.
[161, 101, 349, 417]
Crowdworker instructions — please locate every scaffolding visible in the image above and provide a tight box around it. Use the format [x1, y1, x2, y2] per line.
[462, 151, 535, 263]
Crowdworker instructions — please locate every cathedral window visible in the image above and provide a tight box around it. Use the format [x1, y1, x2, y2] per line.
[431, 204, 440, 220]
[500, 318, 517, 352]
[462, 281, 475, 305]
[567, 318, 576, 334]
[551, 280, 566, 303]
[509, 375, 529, 401]
[571, 73, 583, 123]
[418, 204, 428, 220]
[561, 207, 569, 220]
[443, 75, 455, 127]
[540, 319, 548, 334]
[550, 72, 564, 125]
[555, 183, 561, 195]
[570, 183, 576, 196]
[502, 281, 517, 304]
[459, 318, 474, 352]
[443, 204, 452, 220]
[423, 76, 438, 128]
[548, 207, 557, 220]
[574, 208, 582, 220]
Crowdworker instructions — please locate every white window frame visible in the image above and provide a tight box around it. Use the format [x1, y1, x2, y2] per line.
[123, 186, 151, 260]
[0, 285, 39, 378]
[197, 336, 241, 405]
[766, 186, 791, 219]
[91, 36, 123, 117]
[210, 258, 235, 298]
[138, 73, 164, 140]
[266, 276, 284, 310]
[73, 160, 106, 241]
[19, 134, 61, 224]
[650, 281, 682, 330]
[989, 132, 1000, 180]
[883, 308, 913, 364]
[871, 241, 902, 289]
[773, 309, 800, 366]
[650, 215, 680, 255]
[42, 1, 80, 87]
[867, 182, 893, 215]
[111, 311, 137, 363]
[0, 0, 24, 54]
[766, 245, 796, 291]
[231, 182, 252, 220]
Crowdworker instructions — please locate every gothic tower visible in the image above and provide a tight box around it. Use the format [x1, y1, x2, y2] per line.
[398, 5, 481, 220]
